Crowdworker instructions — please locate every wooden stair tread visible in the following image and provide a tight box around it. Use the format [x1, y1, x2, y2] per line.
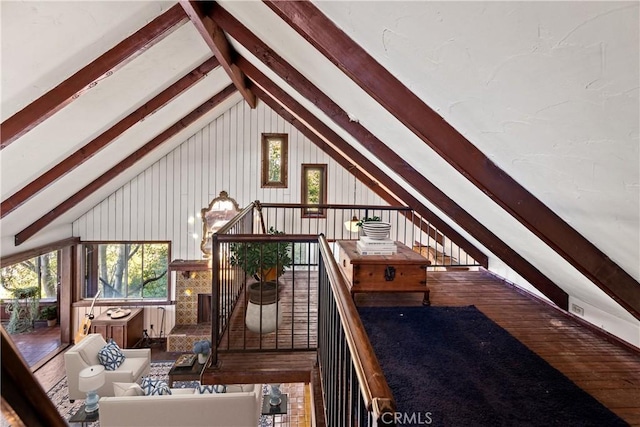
[201, 350, 316, 384]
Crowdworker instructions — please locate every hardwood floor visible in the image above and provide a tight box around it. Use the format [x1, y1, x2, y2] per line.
[357, 269, 640, 426]
[12, 269, 640, 426]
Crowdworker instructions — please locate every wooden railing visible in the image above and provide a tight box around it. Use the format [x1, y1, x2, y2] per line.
[209, 202, 319, 363]
[317, 235, 396, 425]
[258, 202, 482, 269]
[206, 201, 470, 425]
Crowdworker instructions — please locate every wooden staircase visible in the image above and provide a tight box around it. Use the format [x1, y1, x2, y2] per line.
[413, 242, 470, 271]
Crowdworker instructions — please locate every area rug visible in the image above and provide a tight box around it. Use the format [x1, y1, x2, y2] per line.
[46, 361, 272, 426]
[358, 305, 628, 427]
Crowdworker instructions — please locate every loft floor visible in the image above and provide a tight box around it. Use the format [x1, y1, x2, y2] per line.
[16, 269, 640, 426]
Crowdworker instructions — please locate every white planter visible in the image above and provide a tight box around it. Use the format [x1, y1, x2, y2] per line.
[198, 353, 208, 364]
[245, 301, 283, 334]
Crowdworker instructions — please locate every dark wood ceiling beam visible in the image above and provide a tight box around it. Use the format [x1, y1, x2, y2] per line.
[212, 5, 568, 309]
[263, 0, 638, 318]
[0, 237, 79, 268]
[179, 1, 256, 108]
[1, 57, 220, 219]
[0, 4, 188, 149]
[248, 80, 447, 249]
[14, 85, 237, 246]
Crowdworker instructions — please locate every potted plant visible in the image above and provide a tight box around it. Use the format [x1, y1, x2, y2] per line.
[229, 226, 292, 283]
[192, 339, 211, 364]
[41, 305, 57, 327]
[229, 227, 292, 333]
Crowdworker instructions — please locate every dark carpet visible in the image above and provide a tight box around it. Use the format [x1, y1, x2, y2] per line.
[358, 305, 628, 427]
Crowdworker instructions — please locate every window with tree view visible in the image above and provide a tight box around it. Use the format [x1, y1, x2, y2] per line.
[0, 251, 59, 301]
[261, 133, 288, 188]
[302, 164, 327, 218]
[83, 242, 169, 301]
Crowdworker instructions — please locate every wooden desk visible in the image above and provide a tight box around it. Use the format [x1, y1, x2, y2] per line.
[337, 240, 430, 305]
[91, 308, 143, 348]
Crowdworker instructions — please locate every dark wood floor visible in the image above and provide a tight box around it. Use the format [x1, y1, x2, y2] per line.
[355, 270, 640, 426]
[12, 269, 640, 425]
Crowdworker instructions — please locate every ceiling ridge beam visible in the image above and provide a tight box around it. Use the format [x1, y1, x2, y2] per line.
[180, 1, 256, 108]
[212, 5, 568, 308]
[1, 57, 220, 219]
[263, 0, 638, 318]
[0, 4, 189, 149]
[14, 85, 237, 246]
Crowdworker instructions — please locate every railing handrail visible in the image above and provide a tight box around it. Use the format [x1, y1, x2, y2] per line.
[259, 202, 411, 211]
[215, 234, 319, 243]
[318, 235, 396, 416]
[215, 202, 257, 236]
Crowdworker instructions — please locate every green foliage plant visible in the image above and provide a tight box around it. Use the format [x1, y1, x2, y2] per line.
[356, 216, 381, 228]
[229, 227, 292, 280]
[6, 286, 39, 334]
[40, 305, 57, 320]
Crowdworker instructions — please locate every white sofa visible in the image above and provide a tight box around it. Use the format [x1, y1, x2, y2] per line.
[64, 333, 150, 401]
[99, 384, 262, 427]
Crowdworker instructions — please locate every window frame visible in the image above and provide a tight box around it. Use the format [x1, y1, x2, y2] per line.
[81, 241, 171, 304]
[261, 133, 289, 188]
[301, 163, 328, 218]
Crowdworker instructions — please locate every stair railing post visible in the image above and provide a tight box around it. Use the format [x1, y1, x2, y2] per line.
[211, 232, 220, 366]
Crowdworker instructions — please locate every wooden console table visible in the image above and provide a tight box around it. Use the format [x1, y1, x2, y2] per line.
[337, 240, 431, 305]
[91, 308, 143, 348]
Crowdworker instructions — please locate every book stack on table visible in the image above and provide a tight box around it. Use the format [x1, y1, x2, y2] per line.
[357, 236, 397, 255]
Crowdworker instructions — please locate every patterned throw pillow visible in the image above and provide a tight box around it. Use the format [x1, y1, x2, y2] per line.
[97, 340, 125, 371]
[196, 384, 226, 394]
[141, 377, 172, 396]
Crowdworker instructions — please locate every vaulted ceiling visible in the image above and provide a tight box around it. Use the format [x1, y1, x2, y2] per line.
[1, 1, 638, 342]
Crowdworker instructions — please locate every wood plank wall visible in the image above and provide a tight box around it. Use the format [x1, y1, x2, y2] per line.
[71, 99, 385, 333]
[73, 99, 384, 258]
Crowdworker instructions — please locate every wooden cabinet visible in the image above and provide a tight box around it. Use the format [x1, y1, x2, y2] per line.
[337, 240, 431, 305]
[91, 308, 143, 348]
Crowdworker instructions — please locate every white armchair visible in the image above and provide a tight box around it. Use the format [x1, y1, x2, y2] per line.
[64, 333, 150, 401]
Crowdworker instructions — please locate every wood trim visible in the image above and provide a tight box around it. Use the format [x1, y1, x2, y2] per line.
[216, 10, 566, 308]
[59, 246, 74, 344]
[1, 57, 220, 218]
[261, 133, 289, 188]
[0, 237, 79, 268]
[179, 1, 256, 108]
[301, 164, 327, 218]
[14, 85, 238, 246]
[0, 4, 188, 149]
[263, 1, 639, 319]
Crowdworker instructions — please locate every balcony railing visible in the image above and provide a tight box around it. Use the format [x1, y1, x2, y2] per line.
[318, 235, 396, 425]
[207, 201, 478, 424]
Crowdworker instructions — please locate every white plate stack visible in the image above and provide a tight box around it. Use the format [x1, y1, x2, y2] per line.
[358, 221, 396, 255]
[361, 221, 392, 240]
